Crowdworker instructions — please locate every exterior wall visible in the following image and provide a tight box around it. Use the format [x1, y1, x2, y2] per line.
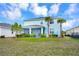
[23, 18, 47, 36]
[24, 28, 29, 34]
[66, 27, 79, 36]
[23, 18, 60, 37]
[49, 20, 60, 36]
[32, 28, 41, 37]
[24, 18, 46, 27]
[0, 28, 1, 36]
[0, 27, 16, 37]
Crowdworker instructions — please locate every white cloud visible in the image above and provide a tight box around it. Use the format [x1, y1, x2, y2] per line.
[19, 3, 29, 10]
[63, 20, 75, 28]
[65, 4, 76, 14]
[62, 19, 79, 31]
[0, 3, 29, 20]
[8, 8, 21, 20]
[64, 4, 77, 18]
[40, 6, 48, 16]
[48, 4, 61, 16]
[30, 3, 38, 8]
[1, 4, 22, 20]
[29, 3, 48, 17]
[29, 3, 41, 16]
[62, 4, 79, 31]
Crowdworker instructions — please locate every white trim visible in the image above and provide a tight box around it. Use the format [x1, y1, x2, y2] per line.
[41, 27, 43, 34]
[29, 27, 31, 35]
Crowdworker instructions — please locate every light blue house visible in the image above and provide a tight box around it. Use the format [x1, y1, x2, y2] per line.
[23, 17, 60, 37]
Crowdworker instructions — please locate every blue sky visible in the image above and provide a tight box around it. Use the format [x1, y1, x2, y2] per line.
[0, 3, 79, 31]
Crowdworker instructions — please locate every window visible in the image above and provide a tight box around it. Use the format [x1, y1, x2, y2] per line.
[50, 28, 53, 31]
[50, 21, 54, 24]
[50, 31, 54, 34]
[41, 21, 43, 24]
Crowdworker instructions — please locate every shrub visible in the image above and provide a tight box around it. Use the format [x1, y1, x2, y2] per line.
[23, 34, 30, 37]
[0, 35, 5, 38]
[22, 34, 30, 37]
[30, 34, 36, 37]
[49, 34, 57, 37]
[40, 34, 46, 38]
[16, 34, 30, 37]
[16, 34, 21, 37]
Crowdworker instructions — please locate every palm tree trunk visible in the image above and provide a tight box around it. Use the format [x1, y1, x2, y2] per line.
[60, 23, 62, 37]
[48, 21, 50, 37]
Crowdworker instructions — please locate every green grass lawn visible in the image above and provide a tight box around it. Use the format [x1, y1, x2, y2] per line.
[0, 37, 79, 56]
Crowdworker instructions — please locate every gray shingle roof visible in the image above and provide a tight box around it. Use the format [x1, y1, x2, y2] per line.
[66, 25, 79, 31]
[24, 17, 45, 21]
[24, 17, 54, 21]
[0, 23, 11, 28]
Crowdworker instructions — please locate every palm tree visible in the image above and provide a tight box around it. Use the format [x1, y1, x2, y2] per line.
[57, 18, 66, 38]
[45, 16, 53, 37]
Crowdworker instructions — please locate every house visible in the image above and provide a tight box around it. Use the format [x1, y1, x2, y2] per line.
[0, 23, 16, 37]
[66, 26, 79, 37]
[0, 17, 61, 38]
[23, 17, 61, 37]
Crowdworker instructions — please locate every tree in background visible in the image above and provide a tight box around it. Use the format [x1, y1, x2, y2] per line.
[11, 22, 22, 35]
[18, 24, 23, 34]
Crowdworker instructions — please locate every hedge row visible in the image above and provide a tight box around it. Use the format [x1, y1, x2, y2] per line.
[16, 34, 36, 37]
[16, 34, 57, 38]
